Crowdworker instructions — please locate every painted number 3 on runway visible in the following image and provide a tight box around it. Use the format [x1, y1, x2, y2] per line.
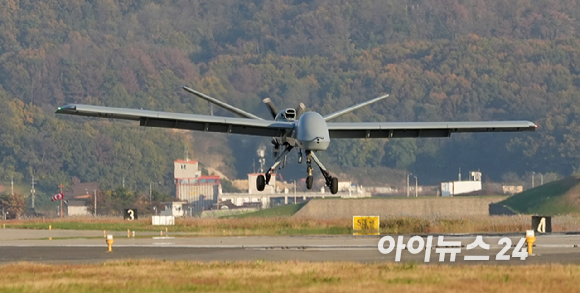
[378, 235, 528, 262]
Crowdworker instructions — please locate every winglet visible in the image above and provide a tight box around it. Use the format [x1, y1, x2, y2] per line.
[323, 94, 389, 121]
[182, 86, 263, 120]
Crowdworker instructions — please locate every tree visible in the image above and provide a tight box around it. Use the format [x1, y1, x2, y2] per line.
[0, 193, 26, 219]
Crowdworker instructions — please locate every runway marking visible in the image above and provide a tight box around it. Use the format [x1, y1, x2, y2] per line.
[0, 244, 577, 249]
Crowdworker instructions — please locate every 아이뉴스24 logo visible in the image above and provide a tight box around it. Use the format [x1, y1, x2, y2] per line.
[377, 235, 528, 262]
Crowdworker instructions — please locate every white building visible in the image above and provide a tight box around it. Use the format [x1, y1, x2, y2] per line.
[440, 171, 482, 197]
[67, 200, 90, 216]
[160, 201, 187, 217]
[174, 159, 200, 179]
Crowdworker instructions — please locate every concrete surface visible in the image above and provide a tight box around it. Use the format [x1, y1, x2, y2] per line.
[0, 229, 579, 264]
[294, 197, 505, 219]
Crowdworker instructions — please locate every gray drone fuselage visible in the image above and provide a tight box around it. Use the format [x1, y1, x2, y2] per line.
[275, 111, 330, 152]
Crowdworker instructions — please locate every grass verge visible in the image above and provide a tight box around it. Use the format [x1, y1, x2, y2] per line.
[1, 260, 579, 292]
[2, 215, 580, 236]
[500, 175, 580, 215]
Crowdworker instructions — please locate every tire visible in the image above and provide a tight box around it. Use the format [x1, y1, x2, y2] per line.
[257, 175, 266, 191]
[306, 176, 313, 190]
[330, 177, 338, 194]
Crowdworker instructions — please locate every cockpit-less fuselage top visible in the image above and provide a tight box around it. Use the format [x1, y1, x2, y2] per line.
[56, 87, 537, 194]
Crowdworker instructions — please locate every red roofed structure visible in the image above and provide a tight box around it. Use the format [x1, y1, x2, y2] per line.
[174, 160, 220, 213]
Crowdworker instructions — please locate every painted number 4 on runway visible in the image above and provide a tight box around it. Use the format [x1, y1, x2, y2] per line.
[378, 236, 528, 262]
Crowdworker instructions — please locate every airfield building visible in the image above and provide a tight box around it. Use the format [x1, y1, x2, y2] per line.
[174, 159, 221, 213]
[440, 171, 482, 196]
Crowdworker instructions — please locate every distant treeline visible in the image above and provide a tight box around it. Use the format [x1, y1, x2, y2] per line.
[0, 0, 579, 196]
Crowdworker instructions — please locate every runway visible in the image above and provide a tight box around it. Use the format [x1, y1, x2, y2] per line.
[1, 229, 579, 264]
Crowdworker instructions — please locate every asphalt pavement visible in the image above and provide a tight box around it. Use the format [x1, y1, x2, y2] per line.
[1, 229, 579, 265]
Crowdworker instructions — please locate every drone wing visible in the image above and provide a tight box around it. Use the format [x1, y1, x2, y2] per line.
[327, 121, 537, 138]
[182, 86, 264, 120]
[323, 94, 389, 121]
[56, 104, 293, 137]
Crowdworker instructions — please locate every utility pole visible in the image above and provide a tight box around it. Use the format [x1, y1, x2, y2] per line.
[31, 176, 35, 210]
[11, 176, 13, 196]
[294, 180, 297, 204]
[414, 176, 418, 197]
[540, 174, 543, 185]
[532, 172, 535, 188]
[93, 190, 97, 217]
[58, 184, 64, 218]
[122, 177, 125, 188]
[149, 182, 152, 203]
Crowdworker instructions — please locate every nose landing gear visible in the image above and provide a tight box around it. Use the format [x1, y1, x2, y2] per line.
[306, 153, 313, 190]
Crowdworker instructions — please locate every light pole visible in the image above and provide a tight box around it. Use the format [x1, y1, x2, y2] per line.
[147, 181, 163, 202]
[293, 180, 297, 204]
[406, 173, 411, 198]
[31, 176, 35, 210]
[414, 176, 418, 197]
[532, 172, 535, 188]
[58, 184, 64, 218]
[93, 190, 97, 217]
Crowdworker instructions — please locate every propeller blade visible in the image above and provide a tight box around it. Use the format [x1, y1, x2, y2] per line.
[296, 102, 305, 118]
[263, 98, 278, 119]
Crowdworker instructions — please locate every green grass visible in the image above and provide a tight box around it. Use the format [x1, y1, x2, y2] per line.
[500, 175, 580, 215]
[0, 216, 353, 235]
[3, 221, 159, 232]
[227, 203, 306, 218]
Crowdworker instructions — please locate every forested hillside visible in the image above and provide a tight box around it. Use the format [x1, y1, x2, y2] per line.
[1, 0, 580, 198]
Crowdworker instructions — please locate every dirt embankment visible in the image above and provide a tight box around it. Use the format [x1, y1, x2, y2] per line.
[294, 197, 505, 219]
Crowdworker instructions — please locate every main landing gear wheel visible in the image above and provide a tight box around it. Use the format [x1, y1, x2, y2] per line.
[330, 177, 338, 194]
[306, 176, 313, 190]
[257, 175, 266, 191]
